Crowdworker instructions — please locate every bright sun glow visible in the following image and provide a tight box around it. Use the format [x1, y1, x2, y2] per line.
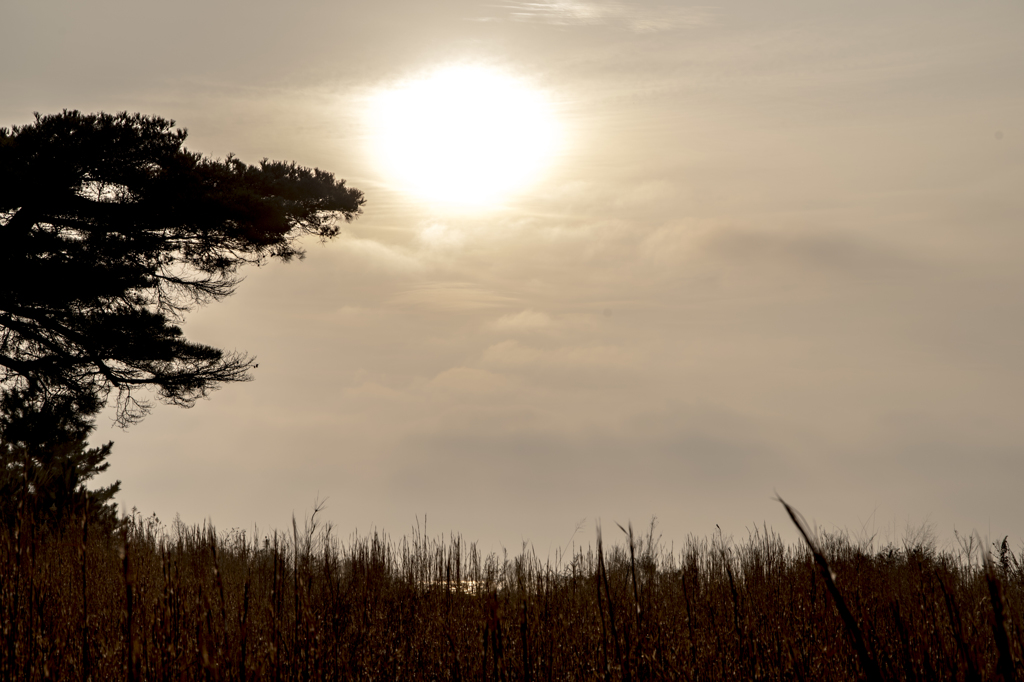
[368, 65, 560, 207]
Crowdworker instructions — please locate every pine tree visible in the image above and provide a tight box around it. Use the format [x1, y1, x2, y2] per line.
[0, 110, 364, 426]
[0, 388, 120, 531]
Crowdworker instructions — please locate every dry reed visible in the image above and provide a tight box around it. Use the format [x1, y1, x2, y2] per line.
[1, 507, 1022, 681]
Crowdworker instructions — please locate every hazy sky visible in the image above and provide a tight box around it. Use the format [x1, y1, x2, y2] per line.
[4, 0, 1023, 554]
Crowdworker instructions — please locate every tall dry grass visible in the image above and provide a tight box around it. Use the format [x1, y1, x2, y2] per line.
[1, 507, 1022, 681]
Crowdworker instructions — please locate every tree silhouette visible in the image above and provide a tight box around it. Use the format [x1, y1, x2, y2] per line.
[0, 110, 364, 426]
[0, 386, 120, 531]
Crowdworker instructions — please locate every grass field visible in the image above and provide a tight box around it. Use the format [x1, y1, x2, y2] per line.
[2, 506, 1021, 681]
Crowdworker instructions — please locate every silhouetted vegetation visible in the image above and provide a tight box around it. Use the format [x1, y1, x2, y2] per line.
[1, 507, 1021, 681]
[0, 387, 120, 533]
[0, 110, 363, 538]
[0, 110, 364, 427]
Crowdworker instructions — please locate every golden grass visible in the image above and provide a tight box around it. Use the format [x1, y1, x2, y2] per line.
[1, 507, 1022, 681]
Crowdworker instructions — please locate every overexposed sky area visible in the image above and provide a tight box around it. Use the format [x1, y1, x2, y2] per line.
[3, 0, 1023, 554]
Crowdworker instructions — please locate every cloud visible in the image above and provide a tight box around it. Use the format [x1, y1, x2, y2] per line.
[481, 340, 629, 369]
[479, 340, 637, 388]
[491, 309, 553, 332]
[428, 367, 516, 396]
[497, 1, 712, 32]
[334, 236, 424, 274]
[388, 282, 520, 312]
[698, 227, 913, 280]
[418, 222, 466, 250]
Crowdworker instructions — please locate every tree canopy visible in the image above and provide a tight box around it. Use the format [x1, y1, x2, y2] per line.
[0, 110, 364, 425]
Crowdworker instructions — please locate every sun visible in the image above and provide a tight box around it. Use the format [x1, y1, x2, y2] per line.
[368, 65, 560, 207]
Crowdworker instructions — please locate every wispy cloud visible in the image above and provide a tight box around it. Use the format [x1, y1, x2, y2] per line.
[389, 282, 520, 312]
[496, 1, 713, 32]
[491, 309, 552, 332]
